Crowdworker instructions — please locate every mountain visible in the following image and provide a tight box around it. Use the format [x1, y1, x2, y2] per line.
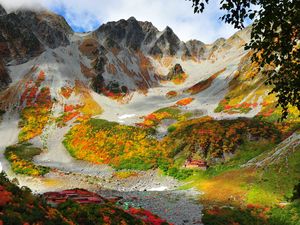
[0, 5, 299, 225]
[0, 4, 298, 155]
[0, 4, 298, 156]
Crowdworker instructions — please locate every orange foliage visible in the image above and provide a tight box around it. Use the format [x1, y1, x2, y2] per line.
[61, 86, 73, 99]
[64, 119, 170, 170]
[166, 91, 178, 98]
[176, 98, 194, 106]
[74, 80, 102, 116]
[186, 68, 226, 95]
[19, 74, 53, 142]
[137, 111, 172, 128]
[171, 72, 188, 85]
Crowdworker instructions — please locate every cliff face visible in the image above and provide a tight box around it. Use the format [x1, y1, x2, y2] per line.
[16, 10, 73, 49]
[0, 59, 10, 91]
[0, 11, 43, 63]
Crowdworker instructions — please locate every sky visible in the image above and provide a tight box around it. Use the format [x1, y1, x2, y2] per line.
[0, 0, 239, 44]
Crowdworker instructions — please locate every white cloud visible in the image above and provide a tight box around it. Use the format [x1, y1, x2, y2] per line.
[0, 0, 239, 43]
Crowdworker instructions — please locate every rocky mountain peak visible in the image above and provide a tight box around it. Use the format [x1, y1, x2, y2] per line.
[0, 5, 6, 16]
[96, 17, 189, 57]
[148, 25, 182, 56]
[96, 17, 146, 50]
[0, 11, 43, 63]
[127, 16, 137, 22]
[15, 10, 73, 49]
[185, 39, 206, 59]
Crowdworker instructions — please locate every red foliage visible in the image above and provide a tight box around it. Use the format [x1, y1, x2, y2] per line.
[64, 105, 75, 112]
[127, 208, 170, 225]
[0, 186, 12, 206]
[145, 113, 157, 121]
[103, 216, 110, 223]
[63, 112, 80, 123]
[225, 105, 232, 110]
[37, 70, 45, 83]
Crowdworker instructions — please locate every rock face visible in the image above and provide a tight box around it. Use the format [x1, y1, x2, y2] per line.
[186, 40, 206, 59]
[0, 5, 73, 63]
[0, 59, 11, 91]
[0, 5, 6, 16]
[0, 6, 252, 97]
[96, 16, 163, 52]
[96, 17, 191, 57]
[16, 10, 73, 49]
[167, 64, 185, 80]
[0, 7, 44, 63]
[150, 26, 182, 56]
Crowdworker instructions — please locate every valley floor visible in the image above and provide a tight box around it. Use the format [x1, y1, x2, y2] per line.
[0, 111, 204, 225]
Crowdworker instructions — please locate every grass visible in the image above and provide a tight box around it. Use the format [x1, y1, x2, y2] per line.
[5, 143, 41, 161]
[202, 199, 300, 225]
[268, 200, 300, 225]
[246, 146, 300, 205]
[179, 138, 299, 206]
[202, 206, 266, 225]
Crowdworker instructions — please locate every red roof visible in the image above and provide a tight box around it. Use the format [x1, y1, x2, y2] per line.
[43, 189, 105, 206]
[185, 160, 207, 167]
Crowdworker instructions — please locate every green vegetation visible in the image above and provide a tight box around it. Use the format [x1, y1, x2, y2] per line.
[4, 143, 50, 176]
[268, 200, 300, 225]
[202, 207, 266, 225]
[64, 116, 282, 183]
[202, 200, 300, 225]
[0, 172, 70, 225]
[246, 146, 300, 205]
[165, 117, 281, 164]
[182, 132, 300, 224]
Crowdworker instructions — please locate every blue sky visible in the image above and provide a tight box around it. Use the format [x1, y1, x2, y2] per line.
[1, 0, 239, 43]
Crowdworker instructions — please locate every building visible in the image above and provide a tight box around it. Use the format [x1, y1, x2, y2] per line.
[43, 189, 105, 207]
[184, 159, 207, 170]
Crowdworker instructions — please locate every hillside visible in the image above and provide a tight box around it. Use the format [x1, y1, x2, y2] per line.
[0, 4, 299, 225]
[0, 172, 170, 225]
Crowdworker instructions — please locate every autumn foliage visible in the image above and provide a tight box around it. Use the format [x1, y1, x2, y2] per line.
[0, 173, 157, 225]
[63, 119, 170, 170]
[186, 68, 226, 95]
[19, 70, 53, 142]
[176, 98, 194, 106]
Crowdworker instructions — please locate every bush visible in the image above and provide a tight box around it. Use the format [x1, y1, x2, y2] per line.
[202, 207, 265, 225]
[4, 143, 50, 176]
[167, 125, 176, 133]
[268, 201, 300, 225]
[166, 167, 193, 180]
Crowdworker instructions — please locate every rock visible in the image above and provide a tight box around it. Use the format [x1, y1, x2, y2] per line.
[0, 59, 11, 91]
[149, 26, 181, 56]
[0, 5, 7, 16]
[185, 39, 206, 59]
[166, 63, 185, 80]
[0, 12, 44, 63]
[16, 10, 73, 49]
[96, 17, 191, 58]
[97, 17, 145, 50]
